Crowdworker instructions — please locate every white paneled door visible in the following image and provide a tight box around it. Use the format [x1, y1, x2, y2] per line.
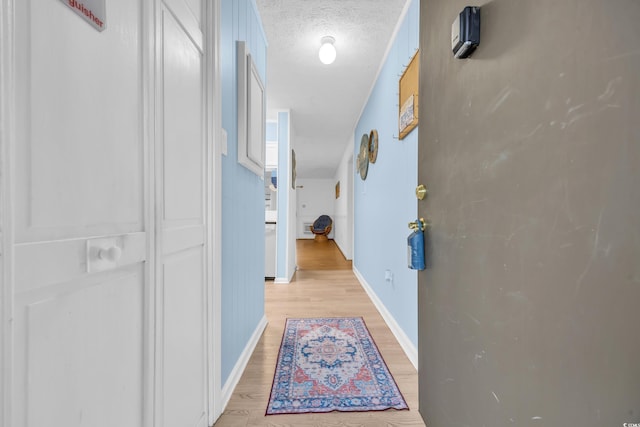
[5, 0, 214, 426]
[156, 1, 209, 427]
[12, 1, 149, 426]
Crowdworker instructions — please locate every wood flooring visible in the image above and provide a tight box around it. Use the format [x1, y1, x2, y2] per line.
[213, 239, 425, 427]
[295, 239, 353, 271]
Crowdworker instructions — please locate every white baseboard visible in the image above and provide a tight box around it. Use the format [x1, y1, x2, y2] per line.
[334, 239, 352, 261]
[353, 267, 418, 370]
[220, 315, 268, 411]
[274, 267, 295, 284]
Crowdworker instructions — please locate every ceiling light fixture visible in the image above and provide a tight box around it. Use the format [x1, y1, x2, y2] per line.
[318, 36, 336, 65]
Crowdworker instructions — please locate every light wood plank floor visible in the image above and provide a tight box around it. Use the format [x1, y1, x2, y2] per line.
[213, 240, 425, 427]
[295, 239, 352, 271]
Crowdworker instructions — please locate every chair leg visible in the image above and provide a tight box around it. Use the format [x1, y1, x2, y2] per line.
[314, 234, 329, 242]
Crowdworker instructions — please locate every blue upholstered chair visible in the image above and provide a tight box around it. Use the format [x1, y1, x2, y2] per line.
[310, 215, 333, 242]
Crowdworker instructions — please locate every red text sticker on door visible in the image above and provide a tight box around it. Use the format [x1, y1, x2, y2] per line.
[60, 0, 106, 32]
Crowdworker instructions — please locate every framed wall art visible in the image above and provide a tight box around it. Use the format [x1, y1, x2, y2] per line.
[237, 41, 265, 176]
[291, 149, 297, 189]
[368, 129, 378, 163]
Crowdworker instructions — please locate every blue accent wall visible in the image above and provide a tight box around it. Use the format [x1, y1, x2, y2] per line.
[266, 121, 277, 142]
[353, 0, 420, 347]
[220, 0, 267, 384]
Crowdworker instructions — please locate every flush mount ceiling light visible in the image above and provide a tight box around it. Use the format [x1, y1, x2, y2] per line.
[318, 36, 337, 65]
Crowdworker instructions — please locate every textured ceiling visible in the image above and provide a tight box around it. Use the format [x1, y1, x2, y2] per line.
[255, 0, 408, 178]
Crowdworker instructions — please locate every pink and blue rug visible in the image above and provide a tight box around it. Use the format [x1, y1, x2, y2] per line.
[266, 317, 409, 415]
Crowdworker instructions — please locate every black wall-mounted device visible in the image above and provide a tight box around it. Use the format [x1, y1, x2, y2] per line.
[452, 6, 481, 58]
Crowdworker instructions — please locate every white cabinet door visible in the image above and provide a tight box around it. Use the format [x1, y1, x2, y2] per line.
[12, 1, 149, 426]
[155, 2, 209, 427]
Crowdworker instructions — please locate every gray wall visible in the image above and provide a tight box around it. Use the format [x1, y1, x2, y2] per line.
[418, 1, 640, 426]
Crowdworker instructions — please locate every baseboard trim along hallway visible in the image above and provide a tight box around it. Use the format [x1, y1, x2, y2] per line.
[220, 315, 268, 410]
[353, 267, 418, 370]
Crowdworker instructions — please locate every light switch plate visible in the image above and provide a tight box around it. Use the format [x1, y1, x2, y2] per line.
[221, 128, 228, 156]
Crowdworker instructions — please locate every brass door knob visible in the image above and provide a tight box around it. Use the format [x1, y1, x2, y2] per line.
[416, 184, 428, 200]
[408, 218, 430, 230]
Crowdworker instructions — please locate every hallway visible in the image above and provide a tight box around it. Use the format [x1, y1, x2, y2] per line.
[295, 239, 353, 271]
[214, 241, 424, 426]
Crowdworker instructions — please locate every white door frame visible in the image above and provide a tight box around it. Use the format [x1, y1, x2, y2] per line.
[0, 1, 15, 424]
[347, 152, 354, 261]
[142, 1, 156, 425]
[0, 136, 9, 425]
[204, 0, 223, 422]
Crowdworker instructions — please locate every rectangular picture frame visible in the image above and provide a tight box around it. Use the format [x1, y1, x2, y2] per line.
[237, 41, 265, 176]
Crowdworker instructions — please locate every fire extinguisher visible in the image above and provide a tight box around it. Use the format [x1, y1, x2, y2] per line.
[407, 218, 427, 270]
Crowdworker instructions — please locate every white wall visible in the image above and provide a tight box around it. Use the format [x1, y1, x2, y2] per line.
[275, 111, 297, 283]
[287, 125, 297, 280]
[296, 178, 336, 239]
[332, 140, 354, 259]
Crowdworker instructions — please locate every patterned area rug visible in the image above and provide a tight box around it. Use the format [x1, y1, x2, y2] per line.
[266, 317, 409, 415]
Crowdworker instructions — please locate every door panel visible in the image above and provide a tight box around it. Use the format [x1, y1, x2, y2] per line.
[15, 0, 143, 242]
[12, 1, 148, 426]
[185, 0, 203, 27]
[163, 249, 206, 427]
[162, 9, 203, 223]
[14, 233, 146, 293]
[20, 268, 144, 427]
[157, 3, 208, 427]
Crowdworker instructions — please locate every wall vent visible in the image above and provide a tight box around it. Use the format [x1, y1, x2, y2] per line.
[302, 222, 313, 236]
